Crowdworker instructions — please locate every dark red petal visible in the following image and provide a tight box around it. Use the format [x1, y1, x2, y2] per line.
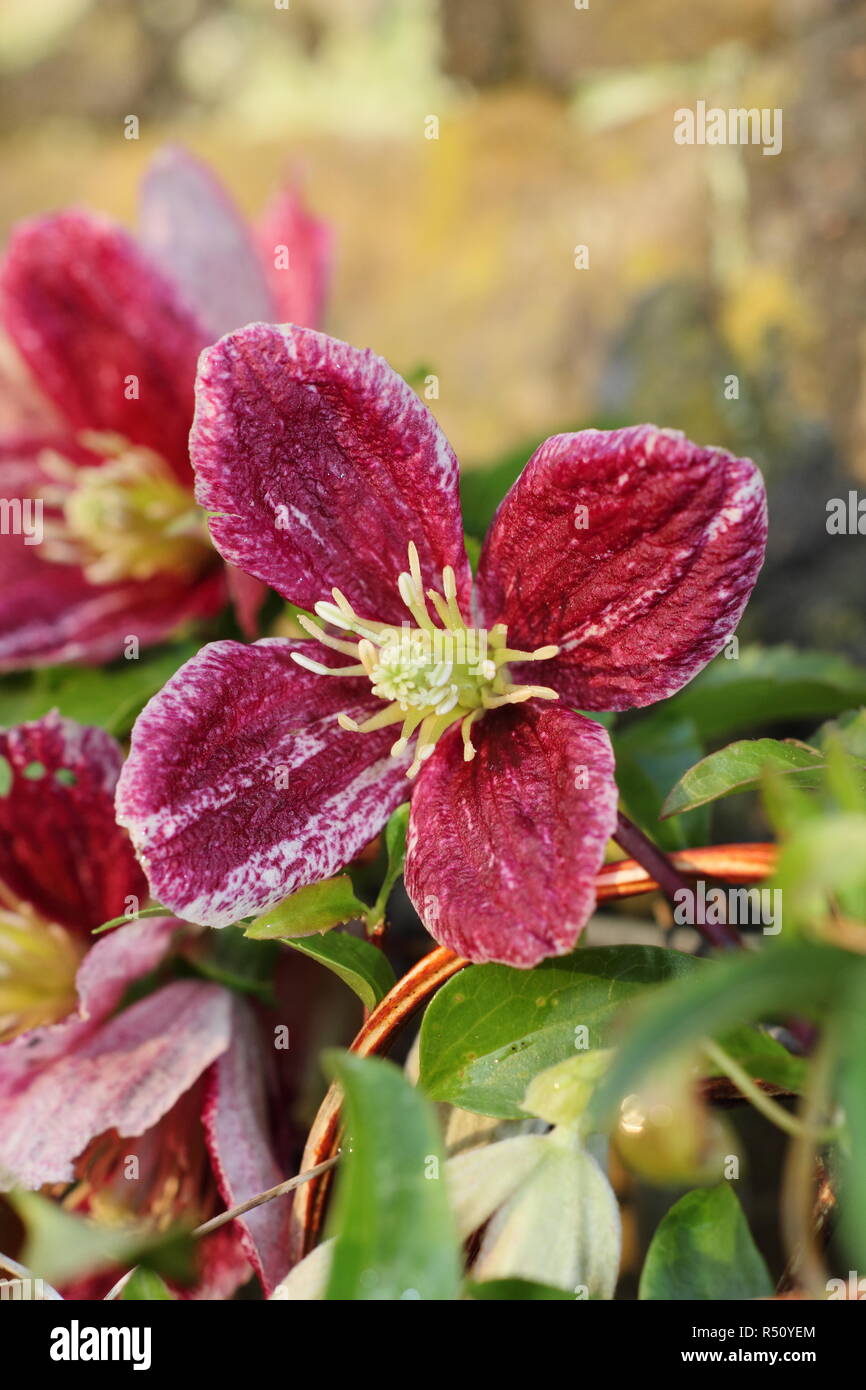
[224, 563, 268, 639]
[475, 426, 767, 710]
[0, 714, 147, 935]
[191, 324, 471, 619]
[138, 146, 275, 340]
[255, 184, 332, 329]
[0, 435, 226, 670]
[0, 550, 226, 671]
[203, 998, 288, 1296]
[116, 638, 409, 927]
[404, 703, 618, 967]
[0, 211, 205, 477]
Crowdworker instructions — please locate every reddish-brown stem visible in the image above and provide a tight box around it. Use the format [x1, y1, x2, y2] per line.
[613, 812, 743, 949]
[288, 841, 777, 1263]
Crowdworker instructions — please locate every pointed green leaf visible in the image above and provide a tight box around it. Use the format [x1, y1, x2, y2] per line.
[660, 738, 828, 819]
[284, 931, 395, 1011]
[422, 946, 806, 1121]
[324, 1053, 460, 1301]
[245, 875, 367, 940]
[639, 1185, 773, 1300]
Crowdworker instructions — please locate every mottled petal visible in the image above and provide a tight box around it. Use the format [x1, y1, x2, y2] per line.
[476, 426, 767, 710]
[0, 211, 205, 477]
[0, 979, 232, 1189]
[116, 638, 409, 927]
[404, 703, 618, 967]
[139, 146, 275, 340]
[255, 184, 332, 329]
[0, 713, 147, 934]
[203, 997, 288, 1295]
[191, 325, 470, 619]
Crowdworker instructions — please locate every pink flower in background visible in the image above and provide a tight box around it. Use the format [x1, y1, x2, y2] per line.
[117, 324, 767, 968]
[0, 713, 288, 1297]
[0, 149, 331, 670]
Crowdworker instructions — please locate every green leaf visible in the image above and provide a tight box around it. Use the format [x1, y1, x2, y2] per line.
[614, 712, 710, 848]
[421, 946, 808, 1124]
[647, 646, 866, 743]
[120, 1268, 175, 1301]
[639, 1186, 773, 1300]
[0, 640, 200, 738]
[466, 1278, 575, 1301]
[284, 932, 396, 1011]
[419, 946, 699, 1119]
[245, 875, 367, 940]
[587, 942, 846, 1130]
[421, 946, 805, 1121]
[324, 1053, 461, 1301]
[368, 803, 410, 926]
[660, 738, 828, 819]
[13, 1192, 195, 1288]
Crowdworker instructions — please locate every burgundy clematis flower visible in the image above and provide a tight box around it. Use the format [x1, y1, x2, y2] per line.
[0, 148, 331, 669]
[0, 713, 288, 1297]
[116, 324, 767, 968]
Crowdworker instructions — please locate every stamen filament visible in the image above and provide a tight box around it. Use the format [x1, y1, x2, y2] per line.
[291, 652, 367, 678]
[338, 706, 407, 734]
[297, 615, 361, 657]
[391, 707, 428, 756]
[481, 685, 559, 708]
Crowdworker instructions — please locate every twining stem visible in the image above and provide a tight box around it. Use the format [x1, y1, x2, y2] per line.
[702, 1038, 837, 1142]
[193, 1155, 341, 1238]
[613, 811, 743, 949]
[289, 841, 777, 1262]
[102, 1155, 343, 1301]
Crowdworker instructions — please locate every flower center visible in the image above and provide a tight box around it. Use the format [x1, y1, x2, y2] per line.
[42, 433, 212, 585]
[0, 910, 86, 1040]
[292, 543, 559, 777]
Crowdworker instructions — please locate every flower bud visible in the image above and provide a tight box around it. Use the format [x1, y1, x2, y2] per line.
[613, 1062, 739, 1187]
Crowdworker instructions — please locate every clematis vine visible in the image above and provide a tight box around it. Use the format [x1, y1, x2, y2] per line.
[0, 149, 331, 669]
[117, 324, 767, 967]
[0, 713, 290, 1298]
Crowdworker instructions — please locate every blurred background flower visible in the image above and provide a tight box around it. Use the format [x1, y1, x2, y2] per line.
[0, 0, 863, 654]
